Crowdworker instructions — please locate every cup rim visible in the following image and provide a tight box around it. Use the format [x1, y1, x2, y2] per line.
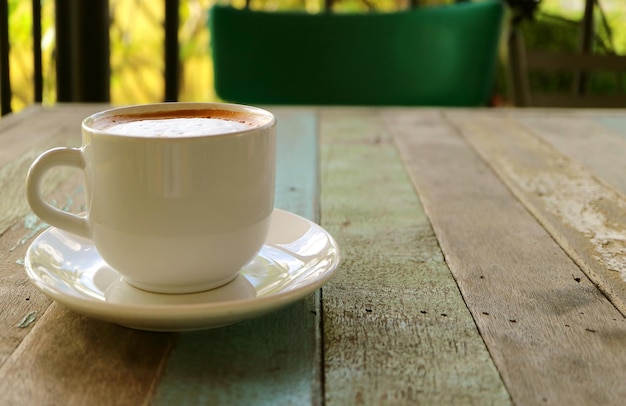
[82, 102, 276, 139]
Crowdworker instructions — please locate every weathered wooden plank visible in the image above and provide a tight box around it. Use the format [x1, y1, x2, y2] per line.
[0, 105, 103, 369]
[0, 105, 104, 235]
[151, 108, 322, 405]
[273, 107, 320, 220]
[0, 173, 80, 367]
[391, 109, 626, 405]
[0, 221, 52, 367]
[0, 305, 174, 405]
[448, 111, 626, 315]
[517, 112, 626, 194]
[594, 114, 626, 140]
[0, 104, 107, 167]
[151, 296, 320, 405]
[320, 109, 510, 405]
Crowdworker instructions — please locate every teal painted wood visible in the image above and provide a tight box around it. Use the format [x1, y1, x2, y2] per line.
[152, 109, 322, 405]
[518, 112, 626, 195]
[273, 108, 319, 219]
[319, 109, 510, 404]
[595, 114, 626, 139]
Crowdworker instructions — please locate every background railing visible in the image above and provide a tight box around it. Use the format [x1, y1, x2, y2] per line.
[1, 0, 625, 115]
[1, 0, 215, 115]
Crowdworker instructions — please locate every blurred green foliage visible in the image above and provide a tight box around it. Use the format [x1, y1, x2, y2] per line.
[7, 0, 55, 111]
[520, 2, 626, 96]
[8, 0, 216, 111]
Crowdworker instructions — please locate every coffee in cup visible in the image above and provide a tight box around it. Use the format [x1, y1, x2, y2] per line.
[26, 102, 276, 294]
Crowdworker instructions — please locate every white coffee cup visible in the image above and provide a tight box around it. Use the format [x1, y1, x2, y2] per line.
[26, 102, 276, 294]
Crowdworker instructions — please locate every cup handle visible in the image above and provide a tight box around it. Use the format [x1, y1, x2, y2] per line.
[25, 147, 90, 239]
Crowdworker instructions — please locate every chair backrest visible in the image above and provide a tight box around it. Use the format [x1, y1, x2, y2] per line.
[509, 27, 626, 108]
[209, 1, 504, 106]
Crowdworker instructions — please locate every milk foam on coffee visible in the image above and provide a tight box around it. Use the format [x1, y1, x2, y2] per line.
[106, 117, 250, 137]
[94, 109, 268, 137]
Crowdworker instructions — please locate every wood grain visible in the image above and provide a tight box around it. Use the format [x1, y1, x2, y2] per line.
[152, 296, 321, 405]
[0, 173, 83, 367]
[517, 111, 626, 194]
[0, 105, 102, 369]
[0, 105, 103, 235]
[594, 113, 626, 140]
[320, 108, 510, 405]
[388, 109, 626, 405]
[0, 305, 173, 406]
[447, 111, 626, 315]
[0, 213, 52, 368]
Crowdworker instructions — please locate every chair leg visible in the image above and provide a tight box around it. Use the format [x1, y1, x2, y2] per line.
[0, 0, 11, 115]
[574, 0, 594, 96]
[164, 0, 179, 102]
[508, 28, 531, 107]
[55, 0, 110, 102]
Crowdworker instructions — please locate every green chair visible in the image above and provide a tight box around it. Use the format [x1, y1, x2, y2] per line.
[209, 1, 504, 106]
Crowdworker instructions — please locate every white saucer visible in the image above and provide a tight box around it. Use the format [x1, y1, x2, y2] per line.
[24, 209, 340, 331]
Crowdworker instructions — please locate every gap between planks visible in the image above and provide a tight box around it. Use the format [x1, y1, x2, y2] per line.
[319, 108, 509, 405]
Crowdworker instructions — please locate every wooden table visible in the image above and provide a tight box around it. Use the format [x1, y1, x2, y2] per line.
[1, 104, 625, 405]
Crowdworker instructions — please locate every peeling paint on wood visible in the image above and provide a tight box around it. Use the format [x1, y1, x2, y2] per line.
[0, 106, 93, 236]
[389, 109, 626, 406]
[16, 311, 37, 328]
[447, 111, 626, 316]
[3, 105, 626, 404]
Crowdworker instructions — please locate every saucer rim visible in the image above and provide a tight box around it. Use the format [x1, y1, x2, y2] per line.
[24, 208, 340, 330]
